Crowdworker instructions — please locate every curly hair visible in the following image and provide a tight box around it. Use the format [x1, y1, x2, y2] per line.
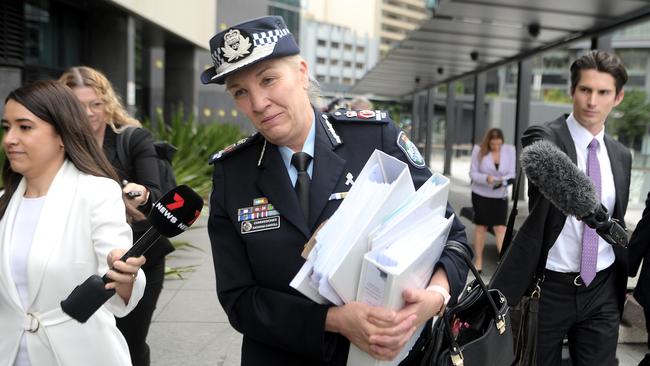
[58, 66, 142, 131]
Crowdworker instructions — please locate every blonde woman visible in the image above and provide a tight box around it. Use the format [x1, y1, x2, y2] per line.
[59, 66, 172, 366]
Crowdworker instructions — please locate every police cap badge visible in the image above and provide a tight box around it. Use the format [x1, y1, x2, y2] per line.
[201, 16, 300, 85]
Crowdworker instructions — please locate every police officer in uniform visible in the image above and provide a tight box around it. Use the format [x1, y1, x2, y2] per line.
[201, 16, 471, 366]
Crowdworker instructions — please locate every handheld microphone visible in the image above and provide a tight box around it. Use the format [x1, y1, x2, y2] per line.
[61, 185, 204, 323]
[520, 140, 627, 248]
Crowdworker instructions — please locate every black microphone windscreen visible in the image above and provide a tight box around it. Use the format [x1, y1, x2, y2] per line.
[520, 140, 599, 218]
[148, 185, 204, 237]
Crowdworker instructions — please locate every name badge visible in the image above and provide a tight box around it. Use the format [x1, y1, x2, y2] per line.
[238, 197, 281, 234]
[241, 216, 281, 234]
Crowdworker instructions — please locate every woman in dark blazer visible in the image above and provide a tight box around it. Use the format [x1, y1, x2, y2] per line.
[60, 66, 174, 366]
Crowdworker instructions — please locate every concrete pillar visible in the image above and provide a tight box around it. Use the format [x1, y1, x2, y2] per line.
[144, 46, 165, 127]
[591, 33, 613, 52]
[410, 93, 420, 141]
[425, 87, 435, 166]
[473, 72, 486, 144]
[88, 11, 132, 111]
[165, 45, 197, 122]
[444, 82, 455, 176]
[515, 58, 532, 200]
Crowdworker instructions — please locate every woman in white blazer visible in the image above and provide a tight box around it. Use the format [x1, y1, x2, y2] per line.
[0, 81, 146, 366]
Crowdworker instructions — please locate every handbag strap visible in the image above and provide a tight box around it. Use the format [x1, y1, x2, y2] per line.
[501, 167, 523, 254]
[116, 126, 137, 178]
[444, 243, 505, 327]
[443, 242, 508, 364]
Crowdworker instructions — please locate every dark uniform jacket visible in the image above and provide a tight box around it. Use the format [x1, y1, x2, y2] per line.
[207, 109, 470, 366]
[629, 191, 650, 307]
[491, 115, 632, 313]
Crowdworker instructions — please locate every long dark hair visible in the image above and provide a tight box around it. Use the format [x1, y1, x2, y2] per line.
[478, 128, 504, 161]
[0, 80, 119, 218]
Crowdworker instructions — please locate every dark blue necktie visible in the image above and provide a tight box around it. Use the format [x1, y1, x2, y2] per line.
[291, 152, 312, 219]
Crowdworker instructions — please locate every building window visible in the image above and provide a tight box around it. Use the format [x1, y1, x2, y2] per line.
[317, 39, 327, 46]
[344, 61, 352, 67]
[23, 0, 84, 81]
[331, 41, 340, 49]
[316, 74, 326, 82]
[330, 76, 340, 83]
[344, 44, 353, 51]
[357, 46, 365, 53]
[269, 2, 300, 44]
[356, 62, 364, 69]
[330, 59, 339, 66]
[317, 57, 326, 64]
[343, 77, 352, 84]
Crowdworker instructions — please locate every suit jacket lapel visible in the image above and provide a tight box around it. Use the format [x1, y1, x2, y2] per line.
[256, 144, 311, 239]
[27, 160, 77, 307]
[0, 179, 27, 311]
[551, 116, 578, 164]
[604, 135, 625, 220]
[309, 116, 345, 229]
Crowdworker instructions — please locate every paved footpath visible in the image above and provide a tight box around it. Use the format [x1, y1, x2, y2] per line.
[148, 156, 647, 366]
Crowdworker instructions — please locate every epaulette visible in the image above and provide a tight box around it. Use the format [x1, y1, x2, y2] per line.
[327, 109, 391, 124]
[208, 133, 262, 164]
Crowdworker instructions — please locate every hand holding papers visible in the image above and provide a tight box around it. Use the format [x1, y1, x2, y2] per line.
[289, 150, 454, 366]
[348, 174, 453, 366]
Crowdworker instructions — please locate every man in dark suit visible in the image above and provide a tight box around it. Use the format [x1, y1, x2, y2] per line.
[492, 50, 632, 366]
[200, 16, 471, 366]
[629, 191, 650, 366]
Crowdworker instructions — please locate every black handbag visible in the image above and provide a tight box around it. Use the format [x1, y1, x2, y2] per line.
[420, 242, 515, 366]
[510, 281, 540, 366]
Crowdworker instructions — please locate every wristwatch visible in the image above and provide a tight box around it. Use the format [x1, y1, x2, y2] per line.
[426, 284, 451, 315]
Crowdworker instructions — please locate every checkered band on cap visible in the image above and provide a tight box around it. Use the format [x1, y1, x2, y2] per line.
[211, 47, 224, 69]
[252, 28, 290, 47]
[200, 16, 300, 85]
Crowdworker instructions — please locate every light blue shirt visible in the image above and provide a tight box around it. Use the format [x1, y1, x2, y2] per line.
[278, 115, 316, 187]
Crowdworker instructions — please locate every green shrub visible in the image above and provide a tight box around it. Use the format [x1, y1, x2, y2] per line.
[145, 110, 246, 197]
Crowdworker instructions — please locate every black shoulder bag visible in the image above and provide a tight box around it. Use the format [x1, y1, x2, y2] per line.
[418, 242, 515, 366]
[494, 168, 549, 366]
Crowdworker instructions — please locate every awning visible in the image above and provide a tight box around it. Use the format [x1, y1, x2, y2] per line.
[351, 0, 650, 98]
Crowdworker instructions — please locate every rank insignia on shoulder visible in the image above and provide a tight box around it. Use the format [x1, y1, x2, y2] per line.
[209, 133, 261, 164]
[237, 197, 281, 234]
[329, 109, 390, 124]
[397, 131, 426, 169]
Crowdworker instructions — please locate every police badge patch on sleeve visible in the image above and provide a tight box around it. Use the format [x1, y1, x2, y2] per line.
[396, 131, 426, 169]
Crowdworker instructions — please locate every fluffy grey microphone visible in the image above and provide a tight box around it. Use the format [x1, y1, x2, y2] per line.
[520, 140, 599, 218]
[520, 139, 628, 248]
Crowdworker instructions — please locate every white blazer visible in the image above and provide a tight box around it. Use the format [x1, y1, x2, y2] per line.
[0, 160, 146, 366]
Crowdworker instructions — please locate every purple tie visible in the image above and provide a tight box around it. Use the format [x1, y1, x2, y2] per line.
[581, 138, 601, 286]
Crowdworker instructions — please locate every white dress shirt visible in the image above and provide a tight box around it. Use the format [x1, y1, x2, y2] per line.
[10, 196, 46, 366]
[545, 113, 616, 273]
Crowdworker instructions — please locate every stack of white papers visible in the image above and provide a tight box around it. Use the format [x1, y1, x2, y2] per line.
[290, 150, 414, 305]
[289, 152, 455, 366]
